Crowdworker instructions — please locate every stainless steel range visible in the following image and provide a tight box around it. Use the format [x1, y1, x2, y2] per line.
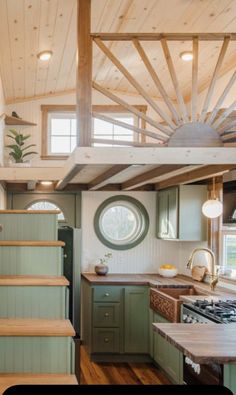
[181, 299, 236, 386]
[182, 299, 236, 324]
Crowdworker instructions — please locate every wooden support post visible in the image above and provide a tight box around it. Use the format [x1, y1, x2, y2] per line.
[77, 0, 92, 146]
[207, 177, 223, 266]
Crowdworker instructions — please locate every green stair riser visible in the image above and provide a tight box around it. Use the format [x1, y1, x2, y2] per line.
[0, 247, 63, 276]
[0, 337, 74, 374]
[0, 214, 58, 241]
[0, 286, 69, 319]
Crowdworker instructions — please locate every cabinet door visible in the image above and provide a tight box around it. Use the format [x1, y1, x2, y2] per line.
[124, 286, 149, 354]
[167, 187, 178, 239]
[157, 188, 178, 239]
[157, 190, 169, 238]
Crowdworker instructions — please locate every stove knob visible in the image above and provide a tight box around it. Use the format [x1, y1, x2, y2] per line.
[186, 315, 192, 323]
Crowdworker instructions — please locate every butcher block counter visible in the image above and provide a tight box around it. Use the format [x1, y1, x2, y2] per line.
[153, 322, 236, 364]
[82, 273, 236, 297]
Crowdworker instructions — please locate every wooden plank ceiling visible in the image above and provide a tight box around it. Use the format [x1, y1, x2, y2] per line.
[1, 0, 236, 103]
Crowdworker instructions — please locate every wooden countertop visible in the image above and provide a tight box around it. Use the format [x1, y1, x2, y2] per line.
[153, 323, 236, 364]
[81, 273, 236, 297]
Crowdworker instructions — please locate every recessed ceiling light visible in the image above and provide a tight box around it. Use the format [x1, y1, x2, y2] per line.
[37, 50, 53, 61]
[40, 181, 53, 186]
[179, 51, 193, 61]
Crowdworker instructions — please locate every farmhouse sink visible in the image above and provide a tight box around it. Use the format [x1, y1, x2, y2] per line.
[150, 285, 209, 323]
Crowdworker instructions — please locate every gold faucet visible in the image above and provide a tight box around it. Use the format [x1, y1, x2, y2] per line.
[187, 247, 219, 292]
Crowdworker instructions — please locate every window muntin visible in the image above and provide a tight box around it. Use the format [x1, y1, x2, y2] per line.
[27, 201, 65, 221]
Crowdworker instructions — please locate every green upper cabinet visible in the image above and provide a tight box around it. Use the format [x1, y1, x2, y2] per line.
[157, 185, 207, 241]
[124, 286, 149, 354]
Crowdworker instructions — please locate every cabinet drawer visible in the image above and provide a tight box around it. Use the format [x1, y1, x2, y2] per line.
[93, 303, 120, 327]
[93, 286, 122, 302]
[93, 328, 120, 353]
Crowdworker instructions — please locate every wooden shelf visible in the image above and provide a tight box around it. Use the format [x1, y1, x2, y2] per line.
[0, 240, 65, 247]
[5, 115, 36, 126]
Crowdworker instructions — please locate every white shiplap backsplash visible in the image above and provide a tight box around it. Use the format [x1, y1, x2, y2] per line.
[81, 191, 207, 274]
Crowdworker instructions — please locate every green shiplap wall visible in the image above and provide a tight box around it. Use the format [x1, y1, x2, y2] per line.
[0, 337, 73, 373]
[0, 286, 68, 319]
[0, 214, 57, 240]
[0, 246, 62, 275]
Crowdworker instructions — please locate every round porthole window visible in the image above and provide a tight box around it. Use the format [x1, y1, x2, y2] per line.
[94, 196, 149, 250]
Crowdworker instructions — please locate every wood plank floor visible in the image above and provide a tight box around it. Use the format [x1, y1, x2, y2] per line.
[80, 346, 171, 385]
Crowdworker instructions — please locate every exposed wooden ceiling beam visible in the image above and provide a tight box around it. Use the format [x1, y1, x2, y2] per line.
[122, 165, 186, 190]
[213, 100, 236, 130]
[55, 164, 85, 191]
[91, 33, 235, 41]
[155, 165, 236, 190]
[88, 165, 131, 190]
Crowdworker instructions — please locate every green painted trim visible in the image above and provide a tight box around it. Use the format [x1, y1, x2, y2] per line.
[94, 195, 149, 250]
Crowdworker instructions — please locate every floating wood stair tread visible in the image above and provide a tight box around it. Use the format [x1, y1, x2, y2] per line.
[0, 276, 69, 286]
[0, 241, 65, 247]
[0, 319, 75, 337]
[0, 210, 60, 214]
[5, 115, 36, 126]
[0, 374, 77, 394]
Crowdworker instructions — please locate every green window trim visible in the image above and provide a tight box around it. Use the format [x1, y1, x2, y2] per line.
[94, 195, 149, 250]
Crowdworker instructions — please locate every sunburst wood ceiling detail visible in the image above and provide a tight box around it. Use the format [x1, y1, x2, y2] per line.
[92, 33, 236, 147]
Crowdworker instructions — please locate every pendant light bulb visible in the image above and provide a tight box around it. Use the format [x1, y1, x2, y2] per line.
[202, 178, 223, 219]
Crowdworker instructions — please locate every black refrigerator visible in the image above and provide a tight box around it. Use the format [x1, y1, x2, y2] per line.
[58, 226, 81, 382]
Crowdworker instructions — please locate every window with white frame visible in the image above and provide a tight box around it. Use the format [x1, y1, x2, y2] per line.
[41, 105, 146, 158]
[221, 227, 236, 278]
[48, 112, 77, 155]
[27, 201, 65, 221]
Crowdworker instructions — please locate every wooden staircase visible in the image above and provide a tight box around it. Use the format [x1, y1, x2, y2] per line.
[0, 210, 78, 392]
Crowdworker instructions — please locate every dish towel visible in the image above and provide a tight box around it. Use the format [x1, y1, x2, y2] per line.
[185, 356, 201, 374]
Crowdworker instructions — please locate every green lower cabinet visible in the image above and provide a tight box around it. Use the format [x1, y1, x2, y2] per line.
[224, 364, 236, 395]
[153, 311, 183, 384]
[93, 303, 121, 327]
[0, 286, 68, 319]
[93, 328, 120, 353]
[124, 286, 149, 354]
[0, 337, 73, 373]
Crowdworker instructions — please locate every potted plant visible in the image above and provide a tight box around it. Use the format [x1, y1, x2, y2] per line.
[95, 252, 112, 276]
[6, 128, 37, 166]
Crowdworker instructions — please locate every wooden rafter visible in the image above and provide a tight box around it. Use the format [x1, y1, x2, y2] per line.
[217, 119, 236, 135]
[94, 38, 176, 130]
[155, 165, 236, 190]
[122, 165, 186, 190]
[206, 71, 236, 126]
[199, 37, 230, 123]
[191, 37, 198, 122]
[132, 39, 181, 126]
[161, 38, 189, 123]
[92, 112, 166, 142]
[213, 100, 236, 129]
[55, 165, 85, 191]
[92, 82, 171, 138]
[221, 131, 236, 142]
[91, 33, 235, 41]
[88, 165, 130, 190]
